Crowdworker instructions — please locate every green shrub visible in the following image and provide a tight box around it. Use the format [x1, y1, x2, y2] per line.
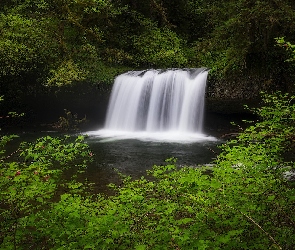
[0, 135, 93, 249]
[1, 92, 295, 249]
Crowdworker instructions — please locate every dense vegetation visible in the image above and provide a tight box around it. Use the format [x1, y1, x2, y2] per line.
[1, 0, 295, 78]
[1, 1, 295, 249]
[1, 1, 295, 106]
[1, 92, 295, 249]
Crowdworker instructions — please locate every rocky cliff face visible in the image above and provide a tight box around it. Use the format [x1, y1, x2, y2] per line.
[205, 72, 285, 113]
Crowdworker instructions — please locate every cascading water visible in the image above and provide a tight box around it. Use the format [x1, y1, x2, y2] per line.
[90, 68, 216, 142]
[106, 68, 207, 132]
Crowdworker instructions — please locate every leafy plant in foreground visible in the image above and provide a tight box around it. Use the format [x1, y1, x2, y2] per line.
[1, 92, 295, 249]
[0, 135, 93, 249]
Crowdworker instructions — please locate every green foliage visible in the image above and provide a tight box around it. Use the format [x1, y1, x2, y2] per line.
[0, 13, 59, 76]
[192, 0, 295, 77]
[133, 27, 188, 68]
[52, 109, 87, 131]
[276, 37, 295, 64]
[0, 0, 128, 86]
[2, 0, 295, 247]
[99, 92, 294, 249]
[219, 92, 295, 168]
[47, 59, 87, 87]
[1, 92, 295, 249]
[0, 135, 93, 249]
[2, 0, 295, 90]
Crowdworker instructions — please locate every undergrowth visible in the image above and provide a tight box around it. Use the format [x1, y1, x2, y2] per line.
[1, 92, 295, 249]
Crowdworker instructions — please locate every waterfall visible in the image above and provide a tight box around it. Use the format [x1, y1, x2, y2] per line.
[88, 68, 215, 142]
[105, 68, 208, 133]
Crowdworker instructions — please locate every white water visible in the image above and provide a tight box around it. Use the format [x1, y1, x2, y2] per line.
[89, 68, 216, 143]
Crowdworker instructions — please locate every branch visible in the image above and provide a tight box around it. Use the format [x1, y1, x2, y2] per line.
[226, 205, 282, 250]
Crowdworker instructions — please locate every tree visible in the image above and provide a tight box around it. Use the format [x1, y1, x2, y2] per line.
[192, 0, 295, 77]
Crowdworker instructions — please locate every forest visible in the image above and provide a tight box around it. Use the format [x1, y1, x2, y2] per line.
[1, 0, 295, 114]
[1, 0, 295, 249]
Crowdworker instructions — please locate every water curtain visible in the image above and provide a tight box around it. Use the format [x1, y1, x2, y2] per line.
[105, 68, 208, 133]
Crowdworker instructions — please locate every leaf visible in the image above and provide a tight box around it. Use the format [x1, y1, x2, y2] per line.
[177, 218, 193, 225]
[267, 195, 275, 201]
[36, 197, 43, 203]
[135, 245, 147, 250]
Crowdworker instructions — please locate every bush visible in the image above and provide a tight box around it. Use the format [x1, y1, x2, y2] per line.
[1, 92, 295, 249]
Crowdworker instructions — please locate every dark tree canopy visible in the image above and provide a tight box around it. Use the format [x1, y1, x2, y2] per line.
[1, 0, 295, 93]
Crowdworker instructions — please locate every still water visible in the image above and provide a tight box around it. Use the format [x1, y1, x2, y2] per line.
[84, 134, 219, 192]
